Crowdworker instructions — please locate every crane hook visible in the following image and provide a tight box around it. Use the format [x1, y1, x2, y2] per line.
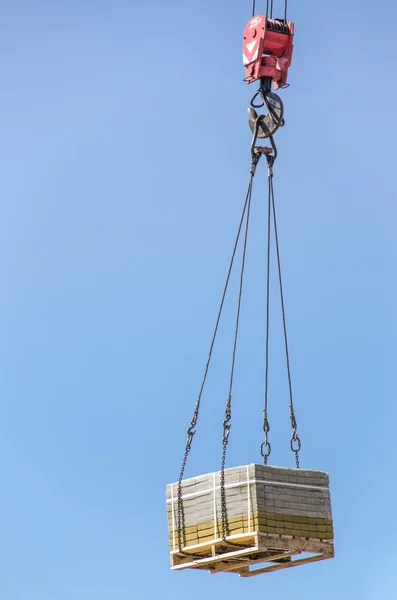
[247, 88, 284, 139]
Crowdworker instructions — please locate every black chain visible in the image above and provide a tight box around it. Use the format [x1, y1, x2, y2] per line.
[176, 172, 255, 552]
[269, 174, 301, 467]
[220, 427, 229, 540]
[221, 173, 254, 542]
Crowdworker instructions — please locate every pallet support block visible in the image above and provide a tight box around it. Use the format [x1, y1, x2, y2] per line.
[166, 464, 334, 576]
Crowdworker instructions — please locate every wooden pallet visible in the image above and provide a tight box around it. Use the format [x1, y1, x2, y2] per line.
[170, 531, 334, 577]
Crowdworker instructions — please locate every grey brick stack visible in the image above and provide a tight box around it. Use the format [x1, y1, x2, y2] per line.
[166, 464, 333, 550]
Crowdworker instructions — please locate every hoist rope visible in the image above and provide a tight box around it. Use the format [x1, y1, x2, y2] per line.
[261, 173, 272, 464]
[261, 161, 300, 467]
[221, 168, 253, 542]
[176, 171, 255, 552]
[269, 174, 301, 467]
[263, 0, 288, 21]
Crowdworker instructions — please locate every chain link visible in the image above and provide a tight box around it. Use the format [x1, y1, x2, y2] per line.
[290, 426, 301, 469]
[220, 400, 231, 540]
[176, 408, 199, 552]
[221, 397, 245, 548]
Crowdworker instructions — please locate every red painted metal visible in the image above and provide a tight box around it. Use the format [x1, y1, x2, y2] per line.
[242, 15, 294, 90]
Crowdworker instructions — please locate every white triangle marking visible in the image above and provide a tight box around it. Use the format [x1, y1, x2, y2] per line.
[246, 41, 257, 53]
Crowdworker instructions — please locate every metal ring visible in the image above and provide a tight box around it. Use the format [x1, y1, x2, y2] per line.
[262, 415, 270, 434]
[222, 418, 231, 429]
[222, 424, 231, 444]
[260, 441, 271, 458]
[290, 435, 301, 452]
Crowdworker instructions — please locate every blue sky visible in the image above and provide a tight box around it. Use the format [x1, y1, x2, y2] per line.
[0, 0, 396, 598]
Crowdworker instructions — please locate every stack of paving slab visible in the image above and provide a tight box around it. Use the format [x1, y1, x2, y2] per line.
[166, 464, 333, 551]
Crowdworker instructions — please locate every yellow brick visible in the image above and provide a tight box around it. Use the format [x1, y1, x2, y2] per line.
[267, 520, 276, 527]
[266, 526, 277, 533]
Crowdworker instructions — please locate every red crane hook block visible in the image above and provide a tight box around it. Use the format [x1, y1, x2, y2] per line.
[242, 15, 294, 90]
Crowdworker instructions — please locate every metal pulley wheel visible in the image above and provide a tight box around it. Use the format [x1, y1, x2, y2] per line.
[247, 91, 284, 139]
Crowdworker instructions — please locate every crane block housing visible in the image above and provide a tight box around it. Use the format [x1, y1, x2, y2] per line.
[243, 15, 294, 89]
